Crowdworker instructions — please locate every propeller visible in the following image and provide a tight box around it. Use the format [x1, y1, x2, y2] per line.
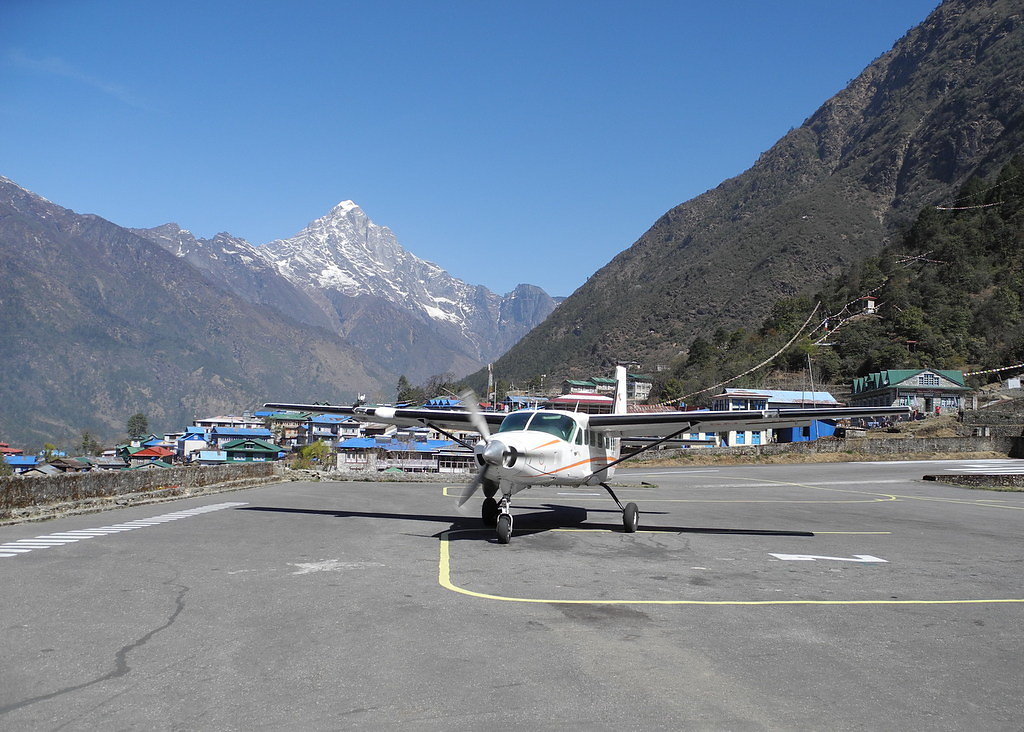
[456, 390, 493, 511]
[454, 391, 539, 513]
[459, 390, 491, 442]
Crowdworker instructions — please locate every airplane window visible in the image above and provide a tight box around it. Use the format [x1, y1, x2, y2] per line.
[497, 412, 533, 433]
[527, 413, 576, 441]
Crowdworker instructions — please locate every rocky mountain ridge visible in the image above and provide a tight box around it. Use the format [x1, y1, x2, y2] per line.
[484, 0, 1024, 387]
[135, 202, 557, 381]
[0, 176, 391, 450]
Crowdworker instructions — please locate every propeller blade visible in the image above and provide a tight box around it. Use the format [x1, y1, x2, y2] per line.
[457, 464, 488, 509]
[459, 390, 491, 442]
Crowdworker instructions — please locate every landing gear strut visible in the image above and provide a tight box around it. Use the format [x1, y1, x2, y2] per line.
[600, 482, 640, 533]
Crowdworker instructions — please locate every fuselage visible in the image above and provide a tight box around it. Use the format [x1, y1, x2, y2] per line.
[476, 409, 618, 490]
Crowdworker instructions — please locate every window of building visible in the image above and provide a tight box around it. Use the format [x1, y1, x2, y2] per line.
[918, 373, 940, 386]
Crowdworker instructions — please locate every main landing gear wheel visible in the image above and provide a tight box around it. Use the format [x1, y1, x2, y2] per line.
[496, 513, 513, 544]
[623, 502, 639, 533]
[482, 497, 500, 527]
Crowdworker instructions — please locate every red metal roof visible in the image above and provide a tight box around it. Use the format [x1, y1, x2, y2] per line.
[133, 446, 175, 458]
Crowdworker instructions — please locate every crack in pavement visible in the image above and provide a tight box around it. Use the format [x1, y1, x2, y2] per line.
[0, 580, 189, 717]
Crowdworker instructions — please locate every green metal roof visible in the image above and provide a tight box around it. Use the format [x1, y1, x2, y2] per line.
[122, 460, 172, 470]
[265, 411, 309, 421]
[852, 368, 967, 394]
[222, 438, 282, 452]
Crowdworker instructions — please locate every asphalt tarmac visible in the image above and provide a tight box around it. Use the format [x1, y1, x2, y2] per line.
[2, 458, 1023, 730]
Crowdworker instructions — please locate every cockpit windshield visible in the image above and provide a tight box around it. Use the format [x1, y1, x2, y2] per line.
[497, 411, 533, 433]
[524, 413, 577, 442]
[496, 411, 578, 441]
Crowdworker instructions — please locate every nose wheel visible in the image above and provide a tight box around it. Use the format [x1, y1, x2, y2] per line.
[493, 496, 514, 543]
[496, 512, 513, 544]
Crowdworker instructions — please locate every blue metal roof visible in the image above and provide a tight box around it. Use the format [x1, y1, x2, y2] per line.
[3, 455, 38, 466]
[309, 414, 356, 424]
[721, 388, 838, 404]
[337, 437, 454, 453]
[209, 427, 273, 437]
[424, 397, 463, 408]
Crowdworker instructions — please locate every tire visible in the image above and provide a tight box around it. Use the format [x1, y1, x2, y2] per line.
[496, 513, 513, 544]
[623, 503, 639, 533]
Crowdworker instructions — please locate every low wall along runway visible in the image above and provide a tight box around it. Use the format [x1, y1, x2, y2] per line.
[0, 463, 279, 523]
[636, 435, 1023, 463]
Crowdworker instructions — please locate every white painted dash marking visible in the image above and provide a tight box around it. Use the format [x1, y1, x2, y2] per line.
[0, 501, 248, 559]
[770, 553, 888, 563]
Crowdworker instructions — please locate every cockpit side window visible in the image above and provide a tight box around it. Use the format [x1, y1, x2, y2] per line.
[527, 413, 577, 441]
[497, 411, 533, 433]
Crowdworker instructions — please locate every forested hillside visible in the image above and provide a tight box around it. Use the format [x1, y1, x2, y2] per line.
[654, 156, 1024, 403]
[482, 0, 1024, 390]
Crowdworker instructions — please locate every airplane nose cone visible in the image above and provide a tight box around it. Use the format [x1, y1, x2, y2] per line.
[482, 440, 506, 466]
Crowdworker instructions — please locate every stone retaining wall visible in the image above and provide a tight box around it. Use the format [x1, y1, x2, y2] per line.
[635, 435, 1021, 462]
[0, 463, 277, 519]
[924, 473, 1024, 488]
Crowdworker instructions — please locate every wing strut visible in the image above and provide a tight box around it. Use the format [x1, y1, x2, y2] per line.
[422, 421, 478, 452]
[585, 425, 694, 482]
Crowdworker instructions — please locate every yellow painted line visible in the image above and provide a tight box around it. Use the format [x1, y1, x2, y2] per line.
[437, 529, 1024, 606]
[726, 475, 1024, 510]
[815, 531, 891, 535]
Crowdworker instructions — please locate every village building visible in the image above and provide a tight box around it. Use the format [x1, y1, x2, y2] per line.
[850, 369, 970, 414]
[546, 393, 615, 414]
[3, 455, 38, 473]
[504, 394, 546, 411]
[335, 429, 461, 472]
[129, 445, 176, 465]
[193, 414, 265, 430]
[627, 374, 654, 402]
[123, 460, 172, 470]
[561, 375, 652, 403]
[264, 411, 311, 448]
[176, 427, 209, 462]
[207, 426, 274, 448]
[305, 414, 361, 446]
[709, 388, 843, 444]
[562, 379, 596, 394]
[222, 438, 283, 463]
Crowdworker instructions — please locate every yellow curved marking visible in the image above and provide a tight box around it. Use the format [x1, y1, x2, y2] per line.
[731, 475, 1024, 511]
[437, 529, 1024, 606]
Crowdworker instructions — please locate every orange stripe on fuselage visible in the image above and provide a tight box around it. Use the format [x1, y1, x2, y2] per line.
[533, 455, 615, 477]
[532, 439, 561, 450]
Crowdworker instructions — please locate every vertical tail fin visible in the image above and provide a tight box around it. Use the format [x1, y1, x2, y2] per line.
[614, 364, 628, 414]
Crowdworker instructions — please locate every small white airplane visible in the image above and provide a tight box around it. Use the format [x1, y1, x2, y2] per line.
[266, 366, 910, 544]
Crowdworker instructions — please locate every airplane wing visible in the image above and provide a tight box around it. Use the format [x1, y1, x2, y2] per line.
[263, 402, 503, 433]
[589, 406, 911, 438]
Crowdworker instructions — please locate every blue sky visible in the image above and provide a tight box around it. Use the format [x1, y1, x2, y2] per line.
[2, 0, 939, 296]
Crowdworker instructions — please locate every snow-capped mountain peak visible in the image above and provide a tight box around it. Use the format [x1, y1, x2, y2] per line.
[259, 201, 557, 374]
